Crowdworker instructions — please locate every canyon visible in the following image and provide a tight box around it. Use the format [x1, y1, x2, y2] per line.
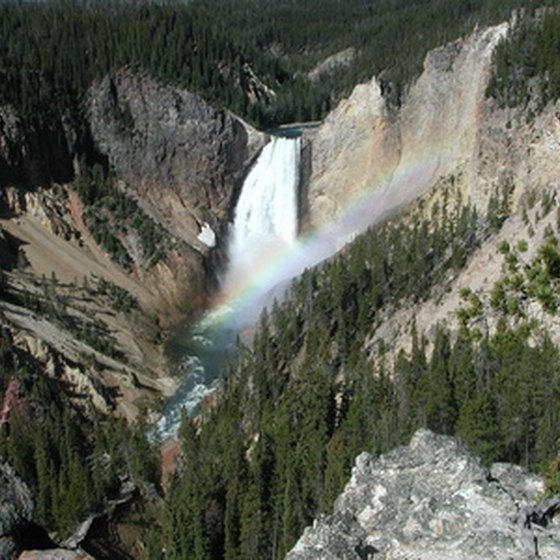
[2, 8, 560, 558]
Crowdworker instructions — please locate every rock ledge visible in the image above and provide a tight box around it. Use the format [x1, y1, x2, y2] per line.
[287, 430, 560, 559]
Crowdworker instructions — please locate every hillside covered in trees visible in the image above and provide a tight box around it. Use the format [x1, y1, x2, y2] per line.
[0, 0, 549, 135]
[160, 178, 560, 558]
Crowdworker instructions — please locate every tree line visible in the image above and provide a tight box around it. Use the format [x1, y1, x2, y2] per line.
[75, 163, 172, 269]
[488, 9, 560, 111]
[0, 325, 160, 538]
[196, 0, 544, 111]
[0, 0, 548, 139]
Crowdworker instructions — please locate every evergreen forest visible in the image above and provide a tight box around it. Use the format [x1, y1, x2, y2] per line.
[0, 0, 548, 137]
[0, 269, 159, 540]
[488, 9, 560, 110]
[0, 349, 159, 540]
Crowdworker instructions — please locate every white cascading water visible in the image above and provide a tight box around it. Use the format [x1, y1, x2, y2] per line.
[156, 134, 301, 437]
[226, 135, 300, 290]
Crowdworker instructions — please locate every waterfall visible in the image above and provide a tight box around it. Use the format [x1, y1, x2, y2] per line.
[225, 135, 300, 289]
[156, 134, 301, 437]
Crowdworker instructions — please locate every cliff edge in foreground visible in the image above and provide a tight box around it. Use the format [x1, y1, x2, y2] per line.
[287, 430, 560, 559]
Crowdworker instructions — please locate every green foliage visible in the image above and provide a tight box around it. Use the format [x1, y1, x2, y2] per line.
[165, 313, 560, 558]
[0, 366, 160, 538]
[488, 9, 560, 111]
[517, 239, 529, 252]
[76, 164, 171, 268]
[0, 0, 542, 137]
[457, 289, 484, 331]
[16, 275, 123, 359]
[487, 181, 514, 233]
[198, 0, 538, 112]
[162, 186, 518, 558]
[491, 231, 560, 317]
[97, 278, 138, 313]
[543, 458, 560, 496]
[0, 0, 327, 131]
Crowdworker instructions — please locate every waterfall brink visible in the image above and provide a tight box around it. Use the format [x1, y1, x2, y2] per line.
[225, 135, 300, 291]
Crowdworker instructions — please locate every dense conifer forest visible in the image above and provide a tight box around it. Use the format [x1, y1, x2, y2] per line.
[195, 0, 543, 111]
[488, 9, 560, 110]
[0, 0, 547, 134]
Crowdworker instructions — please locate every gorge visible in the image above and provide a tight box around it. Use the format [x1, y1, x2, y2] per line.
[2, 1, 560, 559]
[159, 14, 560, 560]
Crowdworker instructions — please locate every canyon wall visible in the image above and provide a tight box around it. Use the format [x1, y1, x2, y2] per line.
[0, 72, 266, 419]
[303, 23, 509, 230]
[87, 69, 265, 253]
[301, 19, 560, 365]
[1, 70, 266, 317]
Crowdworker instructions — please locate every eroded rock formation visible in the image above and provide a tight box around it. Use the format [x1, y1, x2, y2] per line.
[0, 69, 268, 418]
[303, 24, 508, 230]
[87, 69, 265, 252]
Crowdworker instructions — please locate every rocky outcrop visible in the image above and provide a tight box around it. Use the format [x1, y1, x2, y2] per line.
[0, 459, 33, 559]
[0, 536, 19, 560]
[303, 24, 508, 230]
[0, 460, 33, 538]
[287, 430, 560, 559]
[2, 69, 266, 321]
[307, 48, 356, 82]
[0, 456, 96, 559]
[87, 69, 265, 253]
[240, 63, 277, 105]
[0, 69, 268, 407]
[18, 550, 94, 560]
[473, 85, 560, 211]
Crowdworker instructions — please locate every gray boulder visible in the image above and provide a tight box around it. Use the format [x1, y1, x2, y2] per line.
[287, 430, 560, 559]
[0, 536, 19, 560]
[0, 460, 33, 538]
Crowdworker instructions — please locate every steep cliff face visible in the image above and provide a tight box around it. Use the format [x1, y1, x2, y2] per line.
[303, 24, 508, 230]
[0, 70, 267, 419]
[301, 17, 560, 360]
[0, 184, 182, 420]
[0, 106, 74, 189]
[87, 69, 265, 253]
[1, 69, 266, 317]
[288, 430, 560, 559]
[301, 78, 398, 229]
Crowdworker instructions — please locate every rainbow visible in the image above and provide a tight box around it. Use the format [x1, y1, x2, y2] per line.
[214, 148, 442, 334]
[156, 141, 442, 437]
